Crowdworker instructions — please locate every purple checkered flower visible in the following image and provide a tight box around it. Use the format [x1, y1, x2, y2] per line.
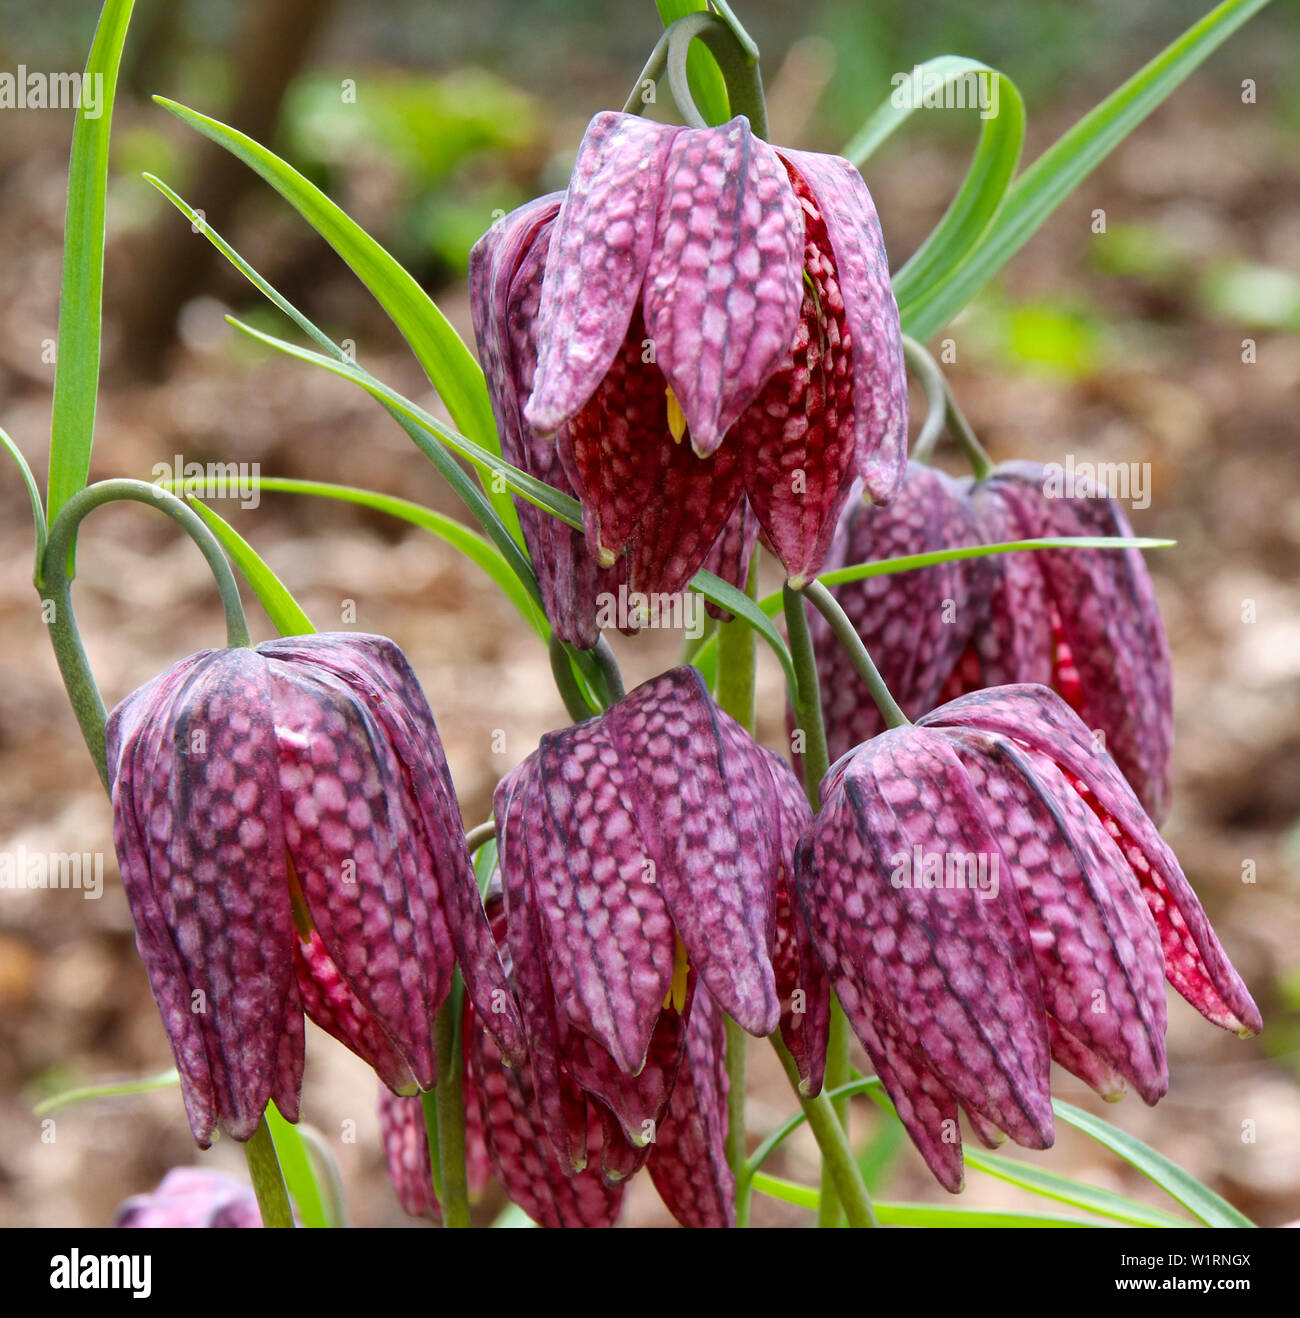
[470, 112, 907, 645]
[795, 683, 1259, 1191]
[106, 633, 521, 1148]
[812, 460, 1174, 819]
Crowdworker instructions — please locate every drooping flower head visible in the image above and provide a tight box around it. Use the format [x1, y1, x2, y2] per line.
[812, 459, 1174, 819]
[490, 666, 815, 1222]
[470, 111, 907, 645]
[795, 683, 1259, 1191]
[106, 632, 522, 1148]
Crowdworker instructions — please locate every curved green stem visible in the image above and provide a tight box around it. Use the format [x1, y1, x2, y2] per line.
[37, 478, 251, 790]
[244, 1114, 295, 1228]
[781, 582, 855, 1224]
[623, 27, 672, 114]
[591, 635, 626, 704]
[901, 335, 994, 479]
[802, 580, 910, 731]
[716, 563, 759, 1225]
[548, 636, 599, 722]
[664, 12, 768, 137]
[770, 1038, 878, 1228]
[433, 979, 470, 1228]
[464, 820, 496, 856]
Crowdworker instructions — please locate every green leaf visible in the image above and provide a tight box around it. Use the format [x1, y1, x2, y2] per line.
[265, 1103, 331, 1228]
[32, 1068, 179, 1116]
[900, 0, 1274, 341]
[844, 58, 1025, 316]
[690, 569, 796, 692]
[874, 1202, 1108, 1228]
[224, 317, 585, 532]
[817, 536, 1175, 590]
[1, 425, 47, 567]
[151, 96, 522, 545]
[1053, 1099, 1255, 1228]
[965, 1147, 1194, 1228]
[752, 1174, 1108, 1226]
[251, 477, 549, 640]
[46, 0, 136, 527]
[186, 498, 315, 636]
[142, 174, 536, 595]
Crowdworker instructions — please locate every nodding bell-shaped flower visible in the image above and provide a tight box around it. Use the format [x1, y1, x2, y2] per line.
[812, 459, 1174, 820]
[112, 1168, 263, 1228]
[470, 111, 907, 643]
[795, 684, 1259, 1192]
[106, 632, 522, 1148]
[491, 666, 811, 1222]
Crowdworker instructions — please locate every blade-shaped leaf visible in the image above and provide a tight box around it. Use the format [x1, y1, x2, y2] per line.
[1053, 1099, 1255, 1228]
[47, 0, 136, 529]
[844, 58, 1026, 315]
[899, 0, 1274, 341]
[265, 1102, 331, 1229]
[142, 174, 539, 604]
[965, 1147, 1194, 1228]
[151, 96, 522, 544]
[186, 498, 315, 635]
[2, 425, 47, 566]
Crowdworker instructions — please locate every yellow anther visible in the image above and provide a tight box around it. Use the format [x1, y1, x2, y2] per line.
[665, 386, 687, 444]
[664, 933, 690, 1012]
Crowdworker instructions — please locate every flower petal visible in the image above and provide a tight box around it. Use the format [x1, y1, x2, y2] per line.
[525, 112, 679, 434]
[922, 685, 1261, 1036]
[778, 148, 907, 503]
[648, 990, 735, 1228]
[644, 116, 805, 454]
[610, 667, 781, 1035]
[107, 649, 297, 1146]
[796, 727, 1054, 1153]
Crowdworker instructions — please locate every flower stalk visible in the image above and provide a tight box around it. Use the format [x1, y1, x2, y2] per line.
[433, 979, 471, 1228]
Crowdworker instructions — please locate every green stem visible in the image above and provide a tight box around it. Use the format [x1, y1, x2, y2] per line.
[781, 584, 831, 799]
[463, 820, 496, 856]
[819, 1007, 852, 1228]
[244, 1114, 295, 1228]
[664, 12, 769, 137]
[715, 563, 759, 1225]
[901, 335, 994, 479]
[433, 980, 470, 1228]
[37, 478, 251, 790]
[548, 636, 598, 722]
[623, 27, 671, 114]
[801, 580, 910, 731]
[771, 1037, 877, 1228]
[591, 635, 626, 704]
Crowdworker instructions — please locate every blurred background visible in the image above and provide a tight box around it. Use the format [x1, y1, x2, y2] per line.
[0, 0, 1298, 1227]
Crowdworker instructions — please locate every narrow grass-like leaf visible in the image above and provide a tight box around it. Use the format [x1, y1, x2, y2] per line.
[46, 0, 136, 527]
[186, 499, 315, 635]
[1053, 1100, 1255, 1228]
[142, 174, 538, 601]
[1, 425, 47, 566]
[900, 0, 1274, 341]
[965, 1148, 1194, 1228]
[691, 569, 796, 692]
[224, 318, 585, 530]
[875, 1202, 1107, 1228]
[32, 1069, 179, 1116]
[151, 96, 522, 543]
[250, 478, 549, 640]
[266, 1102, 330, 1228]
[844, 57, 1025, 315]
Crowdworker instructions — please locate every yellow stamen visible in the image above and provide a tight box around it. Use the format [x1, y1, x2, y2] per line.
[665, 386, 687, 444]
[664, 933, 690, 1012]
